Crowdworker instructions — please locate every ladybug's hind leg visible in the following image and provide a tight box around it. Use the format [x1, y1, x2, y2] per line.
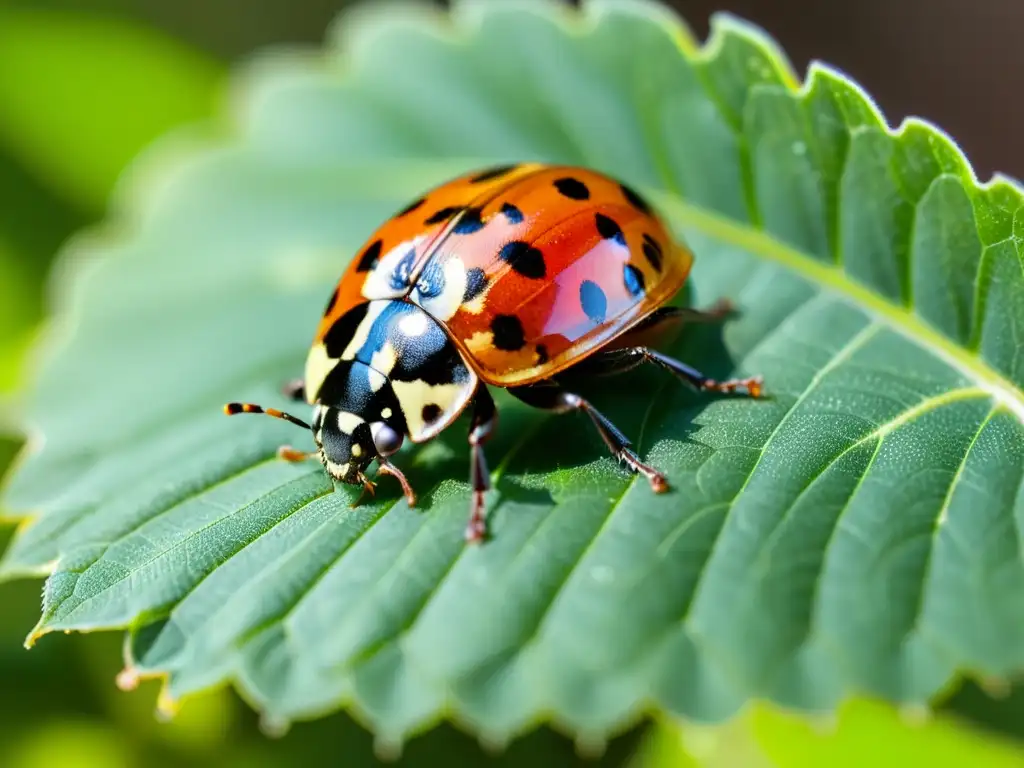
[577, 346, 763, 398]
[508, 383, 668, 494]
[465, 386, 498, 544]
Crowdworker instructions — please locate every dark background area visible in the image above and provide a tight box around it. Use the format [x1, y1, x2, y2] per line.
[135, 0, 1023, 183]
[0, 0, 1020, 766]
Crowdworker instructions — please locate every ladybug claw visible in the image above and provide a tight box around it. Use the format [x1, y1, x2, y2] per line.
[649, 473, 669, 493]
[702, 374, 764, 398]
[351, 474, 377, 508]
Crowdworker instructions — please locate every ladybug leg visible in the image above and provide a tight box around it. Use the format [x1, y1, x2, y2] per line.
[508, 384, 668, 494]
[582, 347, 763, 397]
[377, 460, 417, 506]
[277, 446, 316, 462]
[465, 386, 498, 544]
[282, 378, 306, 402]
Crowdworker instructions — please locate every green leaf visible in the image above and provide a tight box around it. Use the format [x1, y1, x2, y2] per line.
[4, 0, 1024, 747]
[0, 8, 224, 210]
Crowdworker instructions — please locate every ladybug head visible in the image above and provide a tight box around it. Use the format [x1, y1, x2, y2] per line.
[222, 398, 415, 505]
[312, 404, 404, 485]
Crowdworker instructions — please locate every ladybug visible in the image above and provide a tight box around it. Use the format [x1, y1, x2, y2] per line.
[225, 163, 763, 542]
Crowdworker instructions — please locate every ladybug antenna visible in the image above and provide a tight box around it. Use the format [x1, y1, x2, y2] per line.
[223, 402, 311, 430]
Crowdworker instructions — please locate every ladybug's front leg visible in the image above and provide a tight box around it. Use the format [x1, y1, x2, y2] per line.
[465, 386, 498, 544]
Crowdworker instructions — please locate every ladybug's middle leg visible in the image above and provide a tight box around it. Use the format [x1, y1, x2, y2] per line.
[465, 385, 498, 544]
[508, 383, 668, 494]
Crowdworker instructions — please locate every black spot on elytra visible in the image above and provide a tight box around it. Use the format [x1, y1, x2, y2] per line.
[499, 240, 546, 279]
[464, 267, 488, 301]
[642, 234, 663, 272]
[397, 197, 425, 217]
[422, 403, 443, 424]
[356, 239, 383, 272]
[323, 287, 339, 316]
[595, 213, 626, 246]
[579, 280, 608, 324]
[535, 344, 549, 365]
[500, 202, 524, 224]
[323, 302, 371, 358]
[491, 314, 526, 351]
[425, 206, 463, 225]
[623, 264, 645, 297]
[453, 207, 485, 234]
[620, 183, 651, 214]
[554, 177, 590, 200]
[470, 164, 518, 183]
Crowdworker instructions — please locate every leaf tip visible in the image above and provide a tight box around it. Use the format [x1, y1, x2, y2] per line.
[23, 619, 49, 650]
[258, 712, 292, 739]
[977, 675, 1012, 699]
[373, 732, 406, 762]
[703, 10, 799, 89]
[116, 665, 141, 692]
[574, 731, 609, 760]
[155, 686, 180, 722]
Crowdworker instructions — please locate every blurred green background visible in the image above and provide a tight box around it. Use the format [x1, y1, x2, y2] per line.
[1, 0, 1023, 765]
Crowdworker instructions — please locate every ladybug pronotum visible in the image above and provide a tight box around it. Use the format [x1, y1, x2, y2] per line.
[225, 163, 763, 542]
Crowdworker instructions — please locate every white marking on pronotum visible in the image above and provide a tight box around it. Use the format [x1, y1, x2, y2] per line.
[370, 343, 398, 377]
[367, 366, 387, 393]
[398, 309, 430, 337]
[303, 343, 333, 402]
[341, 300, 389, 361]
[381, 407, 393, 419]
[351, 444, 362, 458]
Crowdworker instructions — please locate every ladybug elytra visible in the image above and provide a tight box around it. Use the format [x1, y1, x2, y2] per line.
[225, 163, 763, 542]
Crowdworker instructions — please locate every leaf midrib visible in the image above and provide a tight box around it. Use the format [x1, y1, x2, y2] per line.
[650, 189, 1024, 423]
